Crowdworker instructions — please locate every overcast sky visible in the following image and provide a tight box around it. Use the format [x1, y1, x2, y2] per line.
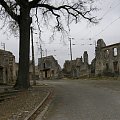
[0, 0, 120, 68]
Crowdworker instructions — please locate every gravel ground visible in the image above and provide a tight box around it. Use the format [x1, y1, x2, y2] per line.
[0, 86, 50, 120]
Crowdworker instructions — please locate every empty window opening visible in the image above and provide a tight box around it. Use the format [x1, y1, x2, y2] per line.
[45, 71, 47, 78]
[113, 61, 119, 74]
[113, 48, 117, 56]
[106, 63, 109, 71]
[43, 63, 46, 68]
[0, 68, 3, 82]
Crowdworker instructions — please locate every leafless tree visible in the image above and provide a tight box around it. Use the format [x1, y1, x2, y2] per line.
[0, 0, 98, 89]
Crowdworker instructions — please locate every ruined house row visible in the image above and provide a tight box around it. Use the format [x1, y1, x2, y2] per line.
[63, 51, 90, 78]
[63, 39, 120, 78]
[0, 39, 119, 84]
[0, 50, 61, 84]
[0, 50, 39, 84]
[38, 39, 120, 79]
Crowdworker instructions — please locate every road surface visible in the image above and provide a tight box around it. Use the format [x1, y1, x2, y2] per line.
[38, 79, 120, 120]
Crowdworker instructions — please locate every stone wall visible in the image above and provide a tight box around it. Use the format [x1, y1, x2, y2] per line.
[0, 49, 16, 84]
[95, 39, 120, 77]
[63, 51, 90, 78]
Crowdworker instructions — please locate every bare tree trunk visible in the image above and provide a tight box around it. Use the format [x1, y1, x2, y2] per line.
[14, 7, 31, 89]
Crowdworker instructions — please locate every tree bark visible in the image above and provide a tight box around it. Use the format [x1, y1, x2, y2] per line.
[14, 6, 31, 89]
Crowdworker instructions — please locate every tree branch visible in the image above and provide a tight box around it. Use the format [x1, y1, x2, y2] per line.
[32, 4, 98, 23]
[0, 0, 19, 22]
[29, 0, 42, 8]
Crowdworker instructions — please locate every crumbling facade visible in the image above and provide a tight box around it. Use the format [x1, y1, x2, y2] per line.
[63, 51, 90, 78]
[0, 49, 16, 84]
[38, 55, 62, 79]
[95, 39, 120, 77]
[63, 39, 120, 78]
[63, 59, 81, 78]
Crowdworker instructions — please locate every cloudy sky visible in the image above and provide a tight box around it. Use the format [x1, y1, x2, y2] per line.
[0, 0, 120, 68]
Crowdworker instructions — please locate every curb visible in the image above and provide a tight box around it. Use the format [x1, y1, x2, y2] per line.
[24, 89, 53, 120]
[35, 91, 53, 120]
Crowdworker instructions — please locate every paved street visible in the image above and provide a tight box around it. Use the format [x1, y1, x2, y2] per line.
[38, 79, 120, 120]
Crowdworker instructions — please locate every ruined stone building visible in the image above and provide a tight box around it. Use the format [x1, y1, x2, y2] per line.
[63, 51, 90, 78]
[90, 58, 96, 77]
[0, 49, 16, 84]
[38, 55, 62, 79]
[95, 39, 120, 77]
[63, 59, 80, 78]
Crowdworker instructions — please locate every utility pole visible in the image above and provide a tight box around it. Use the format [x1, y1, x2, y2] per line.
[30, 27, 36, 85]
[95, 40, 97, 48]
[40, 45, 43, 59]
[69, 38, 74, 61]
[45, 49, 47, 57]
[1, 42, 5, 50]
[1, 42, 5, 83]
[40, 44, 43, 79]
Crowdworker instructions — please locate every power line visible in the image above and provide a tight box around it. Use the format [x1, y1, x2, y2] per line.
[74, 16, 120, 46]
[81, 1, 120, 40]
[93, 16, 120, 38]
[80, 0, 120, 40]
[102, 0, 120, 18]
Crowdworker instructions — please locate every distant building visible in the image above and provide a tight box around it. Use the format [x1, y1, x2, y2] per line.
[0, 49, 16, 84]
[95, 39, 120, 77]
[38, 55, 62, 79]
[63, 51, 90, 78]
[63, 59, 80, 78]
